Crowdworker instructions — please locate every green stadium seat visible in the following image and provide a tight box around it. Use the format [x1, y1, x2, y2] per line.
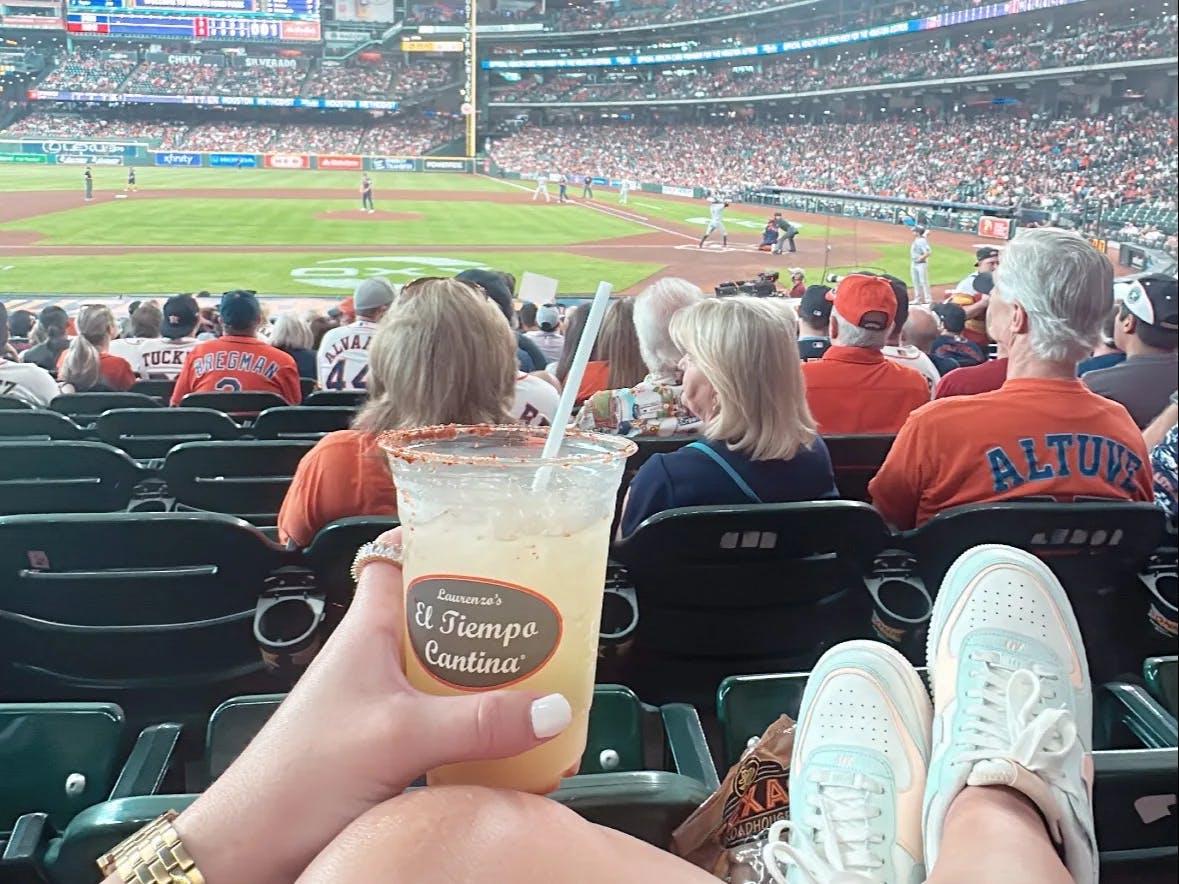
[0, 411, 83, 442]
[0, 441, 146, 515]
[609, 502, 894, 706]
[161, 440, 314, 526]
[823, 433, 895, 502]
[0, 512, 295, 721]
[0, 703, 125, 833]
[95, 408, 240, 460]
[299, 377, 316, 401]
[901, 502, 1171, 683]
[0, 396, 32, 410]
[302, 516, 400, 601]
[1144, 656, 1179, 718]
[49, 393, 160, 426]
[128, 379, 175, 402]
[303, 390, 365, 408]
[178, 391, 289, 420]
[251, 406, 354, 441]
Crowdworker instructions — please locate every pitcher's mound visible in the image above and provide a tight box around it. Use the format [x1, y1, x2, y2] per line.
[316, 209, 424, 221]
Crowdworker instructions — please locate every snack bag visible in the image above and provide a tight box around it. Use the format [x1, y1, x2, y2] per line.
[671, 715, 795, 883]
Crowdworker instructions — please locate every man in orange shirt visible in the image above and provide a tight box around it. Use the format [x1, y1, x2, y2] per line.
[801, 274, 930, 434]
[869, 228, 1153, 529]
[170, 290, 301, 405]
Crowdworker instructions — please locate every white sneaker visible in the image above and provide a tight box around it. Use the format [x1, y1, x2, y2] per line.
[763, 640, 930, 884]
[923, 544, 1095, 884]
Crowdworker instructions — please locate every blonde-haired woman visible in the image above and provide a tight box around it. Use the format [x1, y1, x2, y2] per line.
[619, 296, 837, 536]
[277, 278, 523, 548]
[57, 305, 135, 393]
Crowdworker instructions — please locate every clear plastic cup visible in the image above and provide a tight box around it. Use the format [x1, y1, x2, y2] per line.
[380, 425, 636, 793]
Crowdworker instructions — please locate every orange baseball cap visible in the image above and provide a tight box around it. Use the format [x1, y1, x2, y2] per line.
[831, 274, 897, 331]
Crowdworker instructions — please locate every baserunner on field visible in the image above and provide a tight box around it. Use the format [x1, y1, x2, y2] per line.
[125, 167, 137, 193]
[83, 167, 93, 201]
[699, 197, 729, 248]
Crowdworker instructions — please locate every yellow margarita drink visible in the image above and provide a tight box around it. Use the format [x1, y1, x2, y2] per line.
[381, 425, 635, 793]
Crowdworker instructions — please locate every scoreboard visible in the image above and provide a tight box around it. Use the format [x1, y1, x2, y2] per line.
[65, 0, 321, 41]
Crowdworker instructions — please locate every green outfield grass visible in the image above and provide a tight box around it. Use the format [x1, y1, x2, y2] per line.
[1, 198, 646, 247]
[0, 250, 662, 296]
[0, 167, 514, 193]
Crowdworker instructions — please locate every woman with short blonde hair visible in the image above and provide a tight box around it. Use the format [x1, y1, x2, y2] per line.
[620, 296, 837, 536]
[278, 278, 518, 548]
[270, 314, 318, 380]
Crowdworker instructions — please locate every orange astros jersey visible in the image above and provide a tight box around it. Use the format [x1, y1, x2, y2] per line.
[170, 334, 301, 405]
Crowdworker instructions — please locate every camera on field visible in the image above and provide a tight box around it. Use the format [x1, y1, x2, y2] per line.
[715, 270, 780, 298]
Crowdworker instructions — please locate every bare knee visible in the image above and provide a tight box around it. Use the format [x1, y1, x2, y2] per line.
[298, 787, 585, 883]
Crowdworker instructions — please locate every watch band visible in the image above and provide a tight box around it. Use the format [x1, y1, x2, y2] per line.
[97, 811, 205, 884]
[351, 540, 403, 583]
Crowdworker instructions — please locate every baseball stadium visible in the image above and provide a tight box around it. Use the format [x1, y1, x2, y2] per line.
[0, 0, 1177, 881]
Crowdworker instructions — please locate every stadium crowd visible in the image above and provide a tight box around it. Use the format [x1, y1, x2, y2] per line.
[0, 111, 462, 155]
[31, 49, 455, 102]
[492, 13, 1178, 103]
[2, 228, 1177, 884]
[492, 108, 1179, 210]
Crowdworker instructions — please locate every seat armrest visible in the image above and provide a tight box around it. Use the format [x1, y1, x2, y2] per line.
[109, 723, 182, 800]
[660, 703, 720, 791]
[0, 812, 54, 881]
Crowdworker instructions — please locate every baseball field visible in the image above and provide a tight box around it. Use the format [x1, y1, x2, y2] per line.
[0, 166, 986, 299]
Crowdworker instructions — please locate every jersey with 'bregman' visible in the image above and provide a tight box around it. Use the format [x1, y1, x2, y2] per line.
[169, 334, 301, 405]
[316, 318, 378, 391]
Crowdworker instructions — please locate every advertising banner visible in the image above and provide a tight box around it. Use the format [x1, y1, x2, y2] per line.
[334, 0, 396, 22]
[153, 151, 203, 167]
[316, 154, 363, 171]
[661, 184, 694, 198]
[210, 153, 258, 168]
[19, 139, 142, 159]
[370, 157, 416, 172]
[977, 216, 1013, 240]
[57, 155, 124, 165]
[264, 153, 311, 170]
[0, 153, 48, 164]
[423, 158, 469, 172]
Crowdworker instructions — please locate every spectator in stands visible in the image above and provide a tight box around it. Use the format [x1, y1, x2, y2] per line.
[787, 268, 806, 298]
[277, 278, 522, 548]
[1083, 274, 1178, 429]
[619, 296, 835, 536]
[0, 303, 58, 407]
[870, 228, 1153, 529]
[271, 315, 318, 381]
[575, 277, 705, 437]
[170, 291, 301, 406]
[7, 309, 34, 355]
[20, 305, 71, 373]
[903, 306, 958, 377]
[930, 303, 987, 369]
[594, 297, 646, 393]
[309, 314, 338, 352]
[109, 300, 162, 376]
[1076, 303, 1125, 376]
[56, 305, 135, 393]
[951, 249, 1000, 348]
[880, 273, 939, 395]
[518, 302, 539, 332]
[457, 268, 547, 373]
[524, 304, 565, 365]
[119, 295, 202, 381]
[801, 275, 930, 434]
[1145, 395, 1178, 519]
[316, 278, 395, 392]
[796, 284, 832, 362]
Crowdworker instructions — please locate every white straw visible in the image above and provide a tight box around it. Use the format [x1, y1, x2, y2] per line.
[540, 280, 614, 460]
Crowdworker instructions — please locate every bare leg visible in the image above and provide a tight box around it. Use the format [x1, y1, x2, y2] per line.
[298, 786, 717, 884]
[926, 786, 1073, 884]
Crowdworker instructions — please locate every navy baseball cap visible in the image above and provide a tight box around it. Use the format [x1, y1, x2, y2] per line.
[219, 289, 261, 328]
[799, 284, 833, 321]
[456, 268, 514, 322]
[1123, 275, 1179, 330]
[162, 294, 199, 338]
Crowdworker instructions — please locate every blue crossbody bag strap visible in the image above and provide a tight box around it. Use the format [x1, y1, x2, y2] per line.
[685, 441, 762, 504]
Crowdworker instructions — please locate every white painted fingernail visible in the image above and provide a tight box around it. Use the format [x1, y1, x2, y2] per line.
[530, 694, 572, 739]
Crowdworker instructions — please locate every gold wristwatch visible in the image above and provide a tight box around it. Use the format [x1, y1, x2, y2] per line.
[97, 811, 205, 883]
[351, 540, 403, 583]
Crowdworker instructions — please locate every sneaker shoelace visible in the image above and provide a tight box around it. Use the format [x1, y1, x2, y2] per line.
[762, 770, 887, 884]
[955, 651, 1086, 826]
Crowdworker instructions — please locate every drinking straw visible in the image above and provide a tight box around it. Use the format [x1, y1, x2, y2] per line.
[540, 280, 614, 461]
